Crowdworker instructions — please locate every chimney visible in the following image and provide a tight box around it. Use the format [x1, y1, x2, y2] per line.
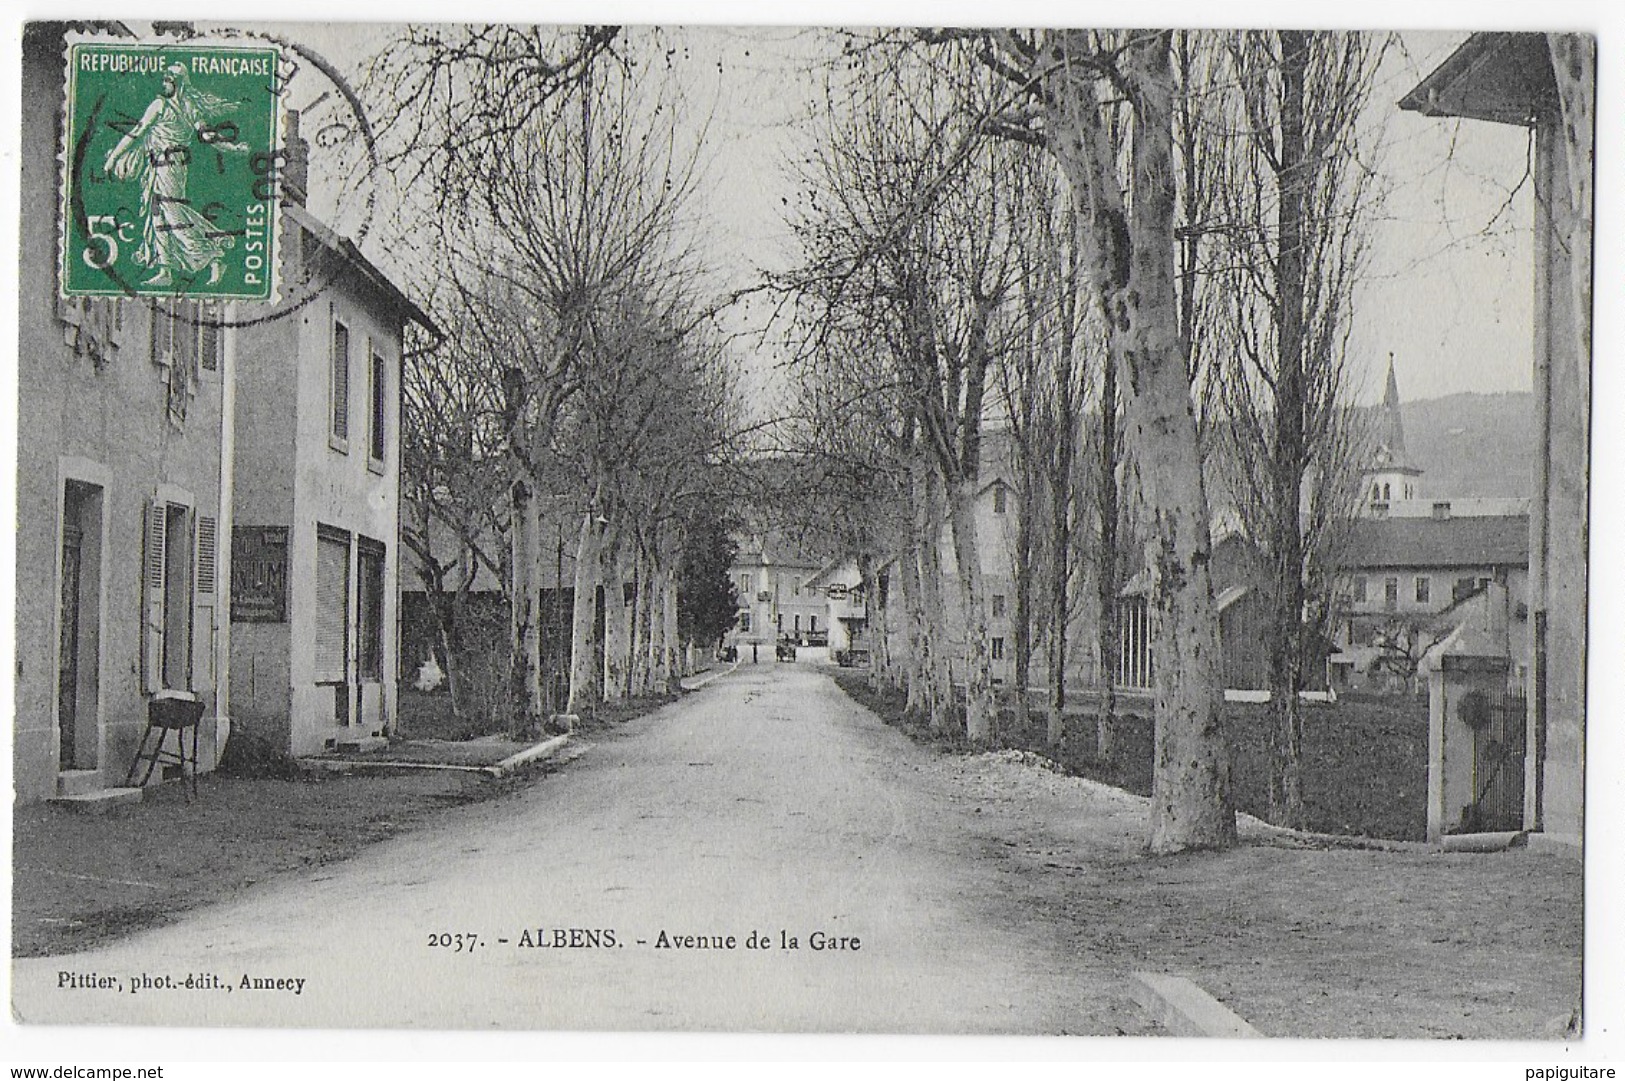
[281, 108, 309, 207]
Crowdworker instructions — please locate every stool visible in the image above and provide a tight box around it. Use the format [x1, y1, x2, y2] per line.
[126, 691, 205, 798]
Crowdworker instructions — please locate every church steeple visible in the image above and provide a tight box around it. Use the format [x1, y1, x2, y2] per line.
[1363, 353, 1423, 516]
[1379, 353, 1412, 467]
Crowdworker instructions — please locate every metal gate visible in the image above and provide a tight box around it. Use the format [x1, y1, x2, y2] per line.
[1463, 691, 1526, 833]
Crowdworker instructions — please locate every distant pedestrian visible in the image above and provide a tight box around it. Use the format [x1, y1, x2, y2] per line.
[752, 643, 759, 664]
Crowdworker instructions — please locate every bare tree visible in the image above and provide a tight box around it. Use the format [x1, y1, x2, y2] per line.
[1192, 31, 1390, 827]
[966, 29, 1236, 852]
[368, 26, 713, 724]
[782, 43, 1024, 741]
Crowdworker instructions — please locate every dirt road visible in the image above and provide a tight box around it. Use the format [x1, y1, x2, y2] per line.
[12, 662, 1152, 1034]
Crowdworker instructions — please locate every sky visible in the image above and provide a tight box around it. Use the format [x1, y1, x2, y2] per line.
[269, 18, 1549, 415]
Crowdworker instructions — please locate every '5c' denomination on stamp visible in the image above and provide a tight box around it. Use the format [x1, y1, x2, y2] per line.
[61, 39, 281, 301]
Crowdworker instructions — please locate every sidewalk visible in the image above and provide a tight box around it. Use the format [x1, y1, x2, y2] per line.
[12, 687, 684, 959]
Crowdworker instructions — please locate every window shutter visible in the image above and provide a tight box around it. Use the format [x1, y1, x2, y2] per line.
[142, 499, 168, 693]
[149, 300, 175, 365]
[199, 304, 221, 373]
[174, 301, 199, 369]
[369, 350, 386, 460]
[192, 514, 218, 691]
[331, 321, 350, 441]
[194, 515, 218, 599]
[314, 531, 350, 682]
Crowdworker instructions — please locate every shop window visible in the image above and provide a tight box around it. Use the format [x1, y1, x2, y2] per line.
[315, 527, 350, 683]
[358, 538, 386, 680]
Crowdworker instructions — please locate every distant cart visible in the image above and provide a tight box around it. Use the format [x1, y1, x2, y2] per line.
[833, 648, 871, 668]
[775, 638, 798, 662]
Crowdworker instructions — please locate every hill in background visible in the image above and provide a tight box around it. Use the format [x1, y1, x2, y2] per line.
[1400, 391, 1534, 500]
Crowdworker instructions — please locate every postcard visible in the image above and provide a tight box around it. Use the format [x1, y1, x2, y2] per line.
[9, 14, 1598, 1052]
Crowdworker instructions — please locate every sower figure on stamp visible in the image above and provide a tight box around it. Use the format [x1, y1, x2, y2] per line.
[103, 63, 248, 288]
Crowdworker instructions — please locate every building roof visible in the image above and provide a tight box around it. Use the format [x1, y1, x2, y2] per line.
[803, 555, 860, 592]
[1398, 32, 1556, 127]
[285, 203, 440, 340]
[1342, 514, 1530, 571]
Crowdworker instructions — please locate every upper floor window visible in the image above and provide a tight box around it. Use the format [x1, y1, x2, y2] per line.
[992, 485, 1007, 514]
[1414, 576, 1430, 604]
[1384, 577, 1399, 611]
[330, 319, 351, 449]
[1352, 577, 1368, 604]
[368, 348, 387, 466]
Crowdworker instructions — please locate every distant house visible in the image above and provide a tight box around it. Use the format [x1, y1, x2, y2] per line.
[867, 470, 1030, 683]
[802, 556, 869, 658]
[726, 539, 824, 649]
[1330, 513, 1531, 690]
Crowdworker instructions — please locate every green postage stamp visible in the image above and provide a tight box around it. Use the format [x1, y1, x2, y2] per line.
[61, 39, 282, 301]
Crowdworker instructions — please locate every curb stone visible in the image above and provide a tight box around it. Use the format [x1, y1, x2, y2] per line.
[483, 733, 572, 778]
[1131, 972, 1261, 1038]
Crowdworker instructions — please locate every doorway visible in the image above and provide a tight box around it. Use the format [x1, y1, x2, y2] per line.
[57, 481, 103, 771]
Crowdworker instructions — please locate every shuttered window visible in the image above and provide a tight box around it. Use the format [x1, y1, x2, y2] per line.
[314, 528, 350, 682]
[161, 504, 193, 689]
[192, 514, 218, 691]
[331, 320, 350, 445]
[142, 496, 199, 692]
[368, 349, 387, 464]
[141, 501, 168, 693]
[199, 302, 221, 373]
[149, 301, 172, 363]
[195, 516, 218, 598]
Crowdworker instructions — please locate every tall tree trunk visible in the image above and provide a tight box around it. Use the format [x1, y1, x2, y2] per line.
[901, 534, 929, 714]
[917, 472, 953, 732]
[601, 545, 629, 701]
[1047, 461, 1073, 751]
[1265, 29, 1309, 828]
[1096, 333, 1120, 762]
[565, 511, 603, 717]
[1547, 33, 1594, 372]
[1012, 476, 1035, 735]
[510, 482, 544, 728]
[659, 559, 679, 691]
[627, 549, 646, 697]
[950, 480, 995, 742]
[1043, 28, 1235, 852]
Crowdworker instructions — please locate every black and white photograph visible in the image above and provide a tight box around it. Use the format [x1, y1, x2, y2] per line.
[4, 2, 1614, 1069]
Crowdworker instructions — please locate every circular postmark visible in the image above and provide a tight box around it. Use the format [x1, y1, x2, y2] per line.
[61, 24, 383, 332]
